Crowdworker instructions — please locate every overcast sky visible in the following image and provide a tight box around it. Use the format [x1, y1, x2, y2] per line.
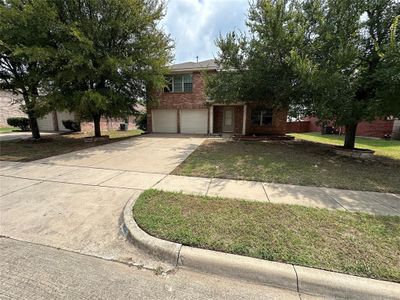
[160, 0, 249, 64]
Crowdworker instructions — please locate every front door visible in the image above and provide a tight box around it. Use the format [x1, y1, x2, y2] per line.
[222, 107, 234, 132]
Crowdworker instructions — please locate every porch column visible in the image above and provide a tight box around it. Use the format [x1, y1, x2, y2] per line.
[242, 104, 247, 135]
[209, 105, 214, 134]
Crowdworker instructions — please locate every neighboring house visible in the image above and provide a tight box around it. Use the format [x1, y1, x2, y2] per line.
[287, 115, 398, 139]
[0, 90, 75, 131]
[0, 90, 139, 132]
[147, 59, 287, 135]
[0, 91, 28, 126]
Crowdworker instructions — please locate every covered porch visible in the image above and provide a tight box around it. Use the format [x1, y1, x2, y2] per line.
[209, 103, 287, 136]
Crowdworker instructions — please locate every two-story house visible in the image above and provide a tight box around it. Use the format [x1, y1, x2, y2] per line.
[147, 59, 287, 135]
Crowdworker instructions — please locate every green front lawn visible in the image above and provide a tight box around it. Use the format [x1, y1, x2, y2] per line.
[0, 127, 20, 133]
[134, 190, 400, 282]
[172, 139, 400, 193]
[291, 132, 400, 160]
[0, 129, 142, 162]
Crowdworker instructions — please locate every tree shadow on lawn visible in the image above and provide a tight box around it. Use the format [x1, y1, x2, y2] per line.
[173, 139, 400, 194]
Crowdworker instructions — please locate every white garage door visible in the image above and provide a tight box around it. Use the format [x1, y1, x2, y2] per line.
[180, 109, 208, 134]
[37, 113, 55, 131]
[152, 109, 178, 133]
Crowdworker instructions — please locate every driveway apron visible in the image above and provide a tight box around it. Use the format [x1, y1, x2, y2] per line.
[0, 134, 205, 270]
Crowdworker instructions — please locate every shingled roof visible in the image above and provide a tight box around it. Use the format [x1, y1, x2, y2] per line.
[169, 59, 218, 72]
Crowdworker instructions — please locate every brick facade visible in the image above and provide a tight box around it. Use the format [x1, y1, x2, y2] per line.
[148, 71, 288, 135]
[147, 72, 208, 132]
[245, 105, 287, 135]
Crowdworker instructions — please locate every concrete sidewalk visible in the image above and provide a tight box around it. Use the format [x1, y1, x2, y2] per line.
[1, 160, 398, 216]
[154, 175, 400, 216]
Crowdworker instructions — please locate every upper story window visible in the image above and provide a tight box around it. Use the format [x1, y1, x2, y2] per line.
[164, 74, 192, 93]
[251, 108, 273, 126]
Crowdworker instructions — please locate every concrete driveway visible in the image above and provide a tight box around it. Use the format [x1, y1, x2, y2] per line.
[0, 134, 205, 270]
[36, 134, 204, 173]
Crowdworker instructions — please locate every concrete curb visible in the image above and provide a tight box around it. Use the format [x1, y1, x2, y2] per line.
[123, 196, 400, 299]
[122, 196, 182, 266]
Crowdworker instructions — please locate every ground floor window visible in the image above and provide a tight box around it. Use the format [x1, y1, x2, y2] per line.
[251, 107, 273, 125]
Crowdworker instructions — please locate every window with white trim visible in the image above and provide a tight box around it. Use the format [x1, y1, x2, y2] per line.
[164, 74, 192, 93]
[251, 108, 273, 125]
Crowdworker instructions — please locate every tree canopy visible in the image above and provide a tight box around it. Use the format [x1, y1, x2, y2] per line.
[206, 0, 309, 109]
[207, 0, 400, 149]
[304, 0, 400, 148]
[0, 0, 59, 139]
[48, 0, 173, 136]
[1, 0, 172, 138]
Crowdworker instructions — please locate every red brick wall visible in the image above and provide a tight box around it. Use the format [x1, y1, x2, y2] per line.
[245, 105, 287, 135]
[356, 120, 394, 137]
[304, 116, 394, 138]
[147, 71, 209, 132]
[81, 116, 136, 133]
[304, 116, 322, 132]
[286, 121, 311, 133]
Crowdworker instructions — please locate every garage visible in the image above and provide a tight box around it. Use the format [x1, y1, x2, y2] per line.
[152, 109, 178, 133]
[180, 109, 208, 134]
[37, 113, 54, 131]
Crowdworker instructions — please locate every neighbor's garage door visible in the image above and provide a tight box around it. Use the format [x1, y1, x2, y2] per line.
[180, 109, 208, 134]
[37, 113, 55, 131]
[152, 109, 178, 133]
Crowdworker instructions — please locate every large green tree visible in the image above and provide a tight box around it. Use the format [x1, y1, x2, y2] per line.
[206, 0, 310, 111]
[207, 0, 399, 150]
[305, 0, 400, 149]
[0, 0, 59, 139]
[49, 0, 172, 137]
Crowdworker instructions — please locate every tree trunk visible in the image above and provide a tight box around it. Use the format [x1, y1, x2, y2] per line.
[27, 111, 41, 140]
[93, 114, 101, 137]
[344, 123, 358, 149]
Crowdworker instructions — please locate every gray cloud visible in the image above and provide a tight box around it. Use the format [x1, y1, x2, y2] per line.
[160, 0, 249, 63]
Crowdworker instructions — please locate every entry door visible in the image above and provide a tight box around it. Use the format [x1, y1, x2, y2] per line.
[222, 107, 234, 132]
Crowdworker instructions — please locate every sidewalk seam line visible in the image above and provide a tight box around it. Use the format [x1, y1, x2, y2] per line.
[151, 174, 169, 189]
[205, 178, 212, 195]
[0, 174, 145, 191]
[37, 162, 167, 176]
[325, 192, 349, 212]
[0, 180, 43, 198]
[97, 170, 126, 186]
[262, 183, 271, 202]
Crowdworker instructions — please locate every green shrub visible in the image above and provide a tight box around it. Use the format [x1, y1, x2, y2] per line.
[7, 117, 30, 131]
[135, 113, 147, 131]
[62, 120, 81, 132]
